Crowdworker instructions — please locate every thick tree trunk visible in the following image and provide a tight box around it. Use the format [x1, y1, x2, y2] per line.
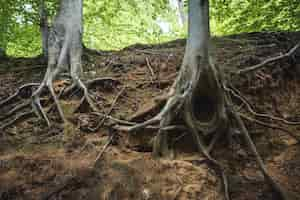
[123, 1, 289, 200]
[153, 0, 227, 157]
[31, 0, 96, 126]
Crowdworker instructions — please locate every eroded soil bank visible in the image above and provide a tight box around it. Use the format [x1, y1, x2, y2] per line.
[0, 32, 300, 200]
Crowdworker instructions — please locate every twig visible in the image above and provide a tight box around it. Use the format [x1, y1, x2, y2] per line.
[89, 87, 126, 132]
[172, 178, 183, 200]
[237, 41, 300, 74]
[239, 113, 300, 142]
[0, 110, 34, 131]
[0, 100, 30, 120]
[146, 57, 155, 83]
[0, 83, 39, 107]
[113, 124, 159, 131]
[127, 98, 166, 122]
[231, 109, 290, 199]
[62, 77, 119, 98]
[42, 177, 79, 200]
[207, 130, 223, 153]
[226, 86, 300, 126]
[86, 77, 120, 88]
[94, 134, 114, 166]
[134, 49, 171, 55]
[91, 112, 136, 126]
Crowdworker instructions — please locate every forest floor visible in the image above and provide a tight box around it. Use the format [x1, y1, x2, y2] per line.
[0, 32, 300, 200]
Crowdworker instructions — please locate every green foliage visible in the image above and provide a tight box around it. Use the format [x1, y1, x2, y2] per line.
[83, 0, 184, 50]
[1, 0, 183, 57]
[0, 0, 56, 57]
[0, 0, 299, 57]
[210, 0, 300, 35]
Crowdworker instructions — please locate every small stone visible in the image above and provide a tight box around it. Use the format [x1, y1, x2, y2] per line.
[237, 149, 247, 158]
[161, 63, 168, 72]
[243, 169, 264, 182]
[142, 188, 151, 200]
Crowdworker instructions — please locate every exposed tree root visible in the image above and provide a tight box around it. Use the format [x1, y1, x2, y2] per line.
[0, 76, 118, 129]
[116, 36, 291, 200]
[240, 113, 300, 142]
[88, 86, 125, 132]
[118, 58, 231, 199]
[237, 41, 300, 74]
[227, 85, 300, 126]
[0, 83, 39, 107]
[94, 133, 115, 167]
[0, 100, 31, 120]
[42, 177, 82, 200]
[0, 0, 112, 129]
[230, 109, 290, 200]
[226, 85, 300, 142]
[31, 76, 67, 126]
[0, 110, 35, 131]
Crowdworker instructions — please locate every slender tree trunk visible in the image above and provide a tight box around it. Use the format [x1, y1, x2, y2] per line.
[129, 1, 230, 198]
[39, 0, 49, 60]
[177, 0, 186, 27]
[0, 47, 6, 59]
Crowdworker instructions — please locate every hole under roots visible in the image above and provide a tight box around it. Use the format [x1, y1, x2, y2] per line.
[189, 68, 220, 124]
[192, 94, 216, 122]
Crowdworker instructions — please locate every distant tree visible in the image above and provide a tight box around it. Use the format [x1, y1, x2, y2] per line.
[0, 48, 6, 58]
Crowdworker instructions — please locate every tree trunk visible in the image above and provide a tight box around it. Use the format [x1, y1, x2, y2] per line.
[133, 1, 230, 198]
[0, 47, 6, 59]
[177, 0, 186, 27]
[39, 0, 49, 60]
[153, 0, 228, 157]
[31, 0, 96, 126]
[151, 1, 289, 199]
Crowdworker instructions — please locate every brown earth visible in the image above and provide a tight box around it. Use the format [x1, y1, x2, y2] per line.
[0, 32, 300, 200]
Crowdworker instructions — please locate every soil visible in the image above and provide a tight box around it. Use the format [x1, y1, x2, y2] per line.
[0, 32, 300, 200]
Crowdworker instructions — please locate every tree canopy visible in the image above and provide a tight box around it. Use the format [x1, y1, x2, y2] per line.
[0, 0, 299, 57]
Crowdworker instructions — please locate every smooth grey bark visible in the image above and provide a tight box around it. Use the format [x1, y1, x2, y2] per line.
[125, 1, 289, 199]
[32, 0, 96, 126]
[177, 0, 186, 27]
[39, 0, 49, 59]
[129, 0, 228, 157]
[156, 0, 229, 198]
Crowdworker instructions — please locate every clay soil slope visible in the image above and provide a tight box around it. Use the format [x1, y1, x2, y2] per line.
[0, 32, 300, 200]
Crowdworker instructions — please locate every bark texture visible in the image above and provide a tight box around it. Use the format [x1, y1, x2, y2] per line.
[153, 0, 228, 158]
[124, 1, 290, 200]
[39, 0, 49, 59]
[177, 0, 187, 27]
[32, 0, 96, 126]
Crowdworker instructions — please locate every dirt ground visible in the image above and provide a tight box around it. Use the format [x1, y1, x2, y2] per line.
[0, 32, 300, 200]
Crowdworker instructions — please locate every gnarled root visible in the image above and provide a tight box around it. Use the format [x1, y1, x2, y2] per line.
[31, 79, 65, 126]
[118, 57, 231, 199]
[229, 108, 290, 200]
[118, 53, 290, 200]
[0, 110, 35, 131]
[0, 76, 109, 130]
